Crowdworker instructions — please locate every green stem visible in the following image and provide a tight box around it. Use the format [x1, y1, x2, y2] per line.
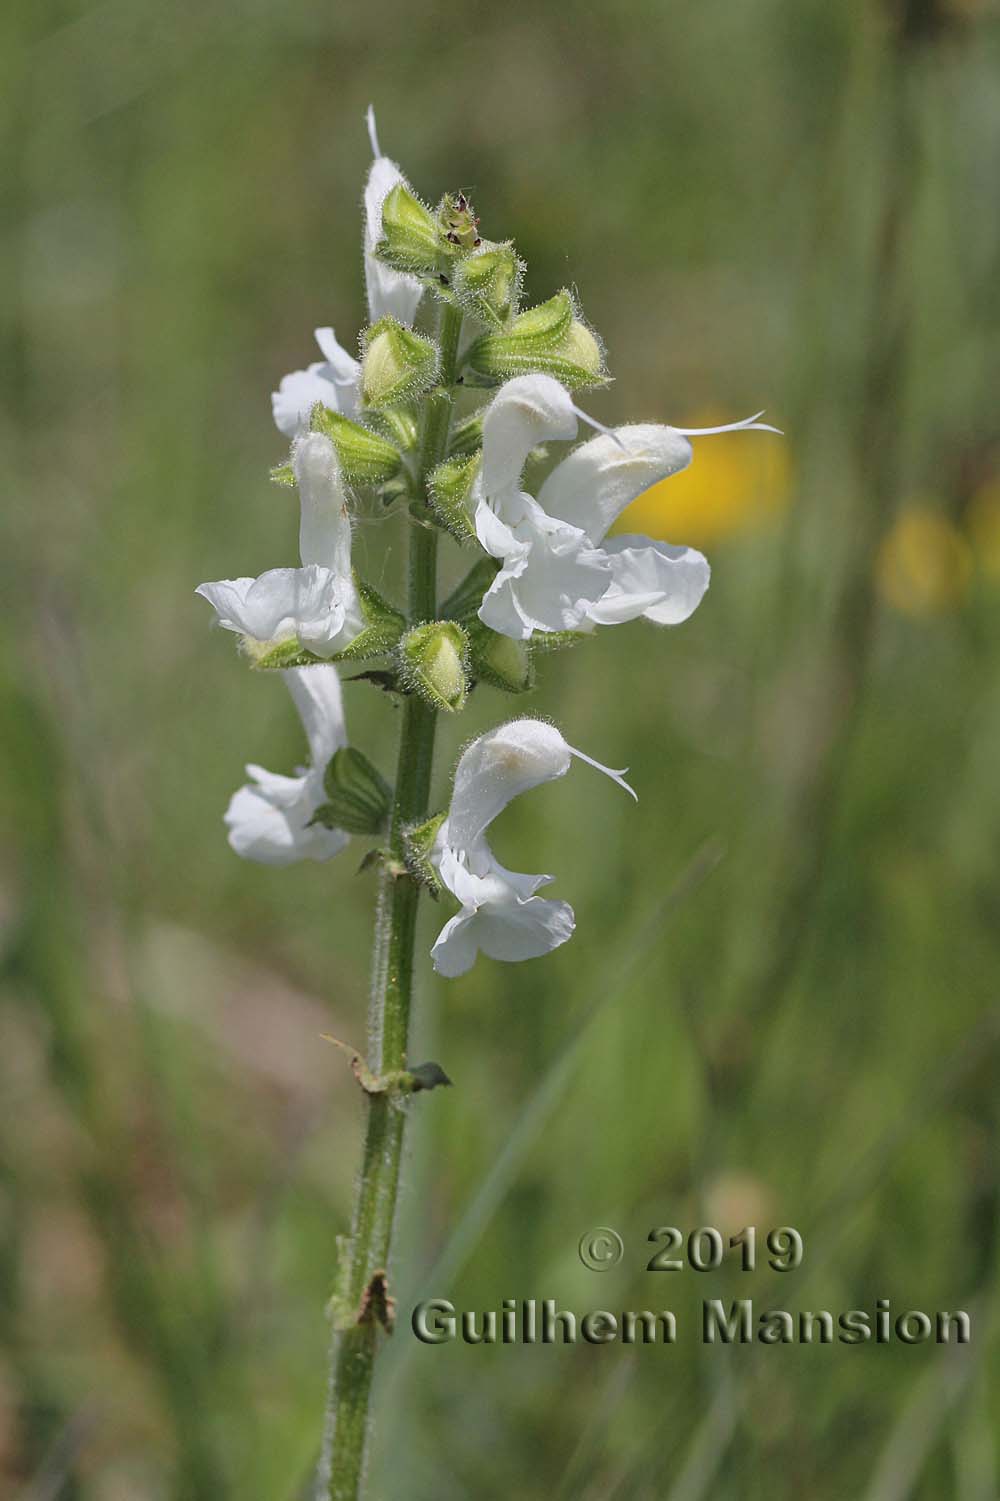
[320, 300, 463, 1500]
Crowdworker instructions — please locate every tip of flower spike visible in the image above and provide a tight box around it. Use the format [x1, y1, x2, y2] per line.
[675, 411, 783, 438]
[366, 104, 381, 159]
[568, 746, 638, 801]
[571, 402, 627, 451]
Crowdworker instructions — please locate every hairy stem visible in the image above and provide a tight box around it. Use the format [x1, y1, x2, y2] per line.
[319, 299, 463, 1500]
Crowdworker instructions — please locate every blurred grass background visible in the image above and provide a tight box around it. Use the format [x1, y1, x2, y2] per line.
[3, 0, 1000, 1495]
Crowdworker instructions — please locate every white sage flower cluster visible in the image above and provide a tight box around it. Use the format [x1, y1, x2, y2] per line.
[197, 109, 777, 977]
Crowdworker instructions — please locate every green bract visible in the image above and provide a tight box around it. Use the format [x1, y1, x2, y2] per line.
[309, 748, 392, 836]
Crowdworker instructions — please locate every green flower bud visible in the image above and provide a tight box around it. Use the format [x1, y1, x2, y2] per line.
[468, 622, 534, 694]
[464, 289, 606, 389]
[399, 621, 470, 712]
[376, 183, 442, 273]
[438, 192, 481, 253]
[428, 452, 481, 541]
[309, 406, 402, 484]
[361, 319, 440, 409]
[403, 810, 447, 895]
[270, 462, 295, 487]
[309, 747, 392, 836]
[453, 241, 524, 329]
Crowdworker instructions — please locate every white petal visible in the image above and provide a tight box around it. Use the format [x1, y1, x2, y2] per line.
[436, 840, 551, 908]
[289, 566, 356, 656]
[475, 495, 609, 639]
[364, 155, 424, 325]
[446, 719, 574, 851]
[195, 577, 261, 635]
[538, 424, 693, 545]
[313, 326, 361, 419]
[292, 431, 353, 573]
[281, 665, 347, 770]
[224, 779, 348, 866]
[431, 894, 575, 976]
[476, 567, 534, 640]
[196, 566, 350, 654]
[475, 895, 575, 964]
[497, 530, 607, 635]
[430, 908, 481, 978]
[474, 498, 528, 565]
[587, 536, 710, 627]
[272, 365, 340, 438]
[243, 762, 308, 807]
[480, 375, 578, 501]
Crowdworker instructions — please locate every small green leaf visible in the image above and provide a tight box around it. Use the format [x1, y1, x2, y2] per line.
[311, 747, 392, 835]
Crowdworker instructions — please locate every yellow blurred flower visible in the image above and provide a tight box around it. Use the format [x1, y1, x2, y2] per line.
[967, 479, 1000, 579]
[876, 505, 973, 616]
[614, 408, 792, 548]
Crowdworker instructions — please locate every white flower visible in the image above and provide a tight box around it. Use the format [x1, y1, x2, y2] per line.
[363, 106, 424, 327]
[196, 432, 365, 659]
[225, 666, 350, 865]
[472, 376, 610, 637]
[430, 718, 635, 978]
[272, 327, 361, 438]
[473, 373, 777, 640]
